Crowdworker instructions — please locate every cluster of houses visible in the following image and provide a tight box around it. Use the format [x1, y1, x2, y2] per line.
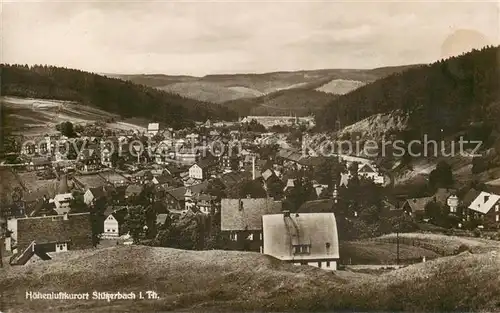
[220, 197, 339, 270]
[2, 172, 341, 270]
[0, 121, 346, 269]
[240, 115, 315, 128]
[3, 119, 498, 270]
[393, 185, 500, 228]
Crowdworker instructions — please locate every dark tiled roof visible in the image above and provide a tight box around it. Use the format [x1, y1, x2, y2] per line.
[10, 242, 52, 266]
[89, 186, 107, 199]
[221, 198, 283, 231]
[107, 207, 128, 224]
[404, 197, 434, 212]
[165, 165, 186, 176]
[219, 171, 251, 189]
[359, 164, 376, 173]
[166, 181, 209, 202]
[154, 174, 177, 185]
[193, 193, 216, 202]
[32, 157, 51, 166]
[297, 156, 325, 167]
[278, 149, 328, 167]
[73, 174, 107, 190]
[125, 184, 144, 197]
[433, 188, 457, 205]
[298, 199, 334, 213]
[195, 156, 218, 169]
[16, 213, 93, 251]
[29, 199, 57, 217]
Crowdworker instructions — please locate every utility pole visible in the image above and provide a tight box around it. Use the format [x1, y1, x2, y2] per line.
[396, 223, 400, 265]
[0, 233, 4, 268]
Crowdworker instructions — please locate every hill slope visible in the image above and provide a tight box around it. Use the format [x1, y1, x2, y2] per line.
[317, 46, 499, 138]
[1, 65, 238, 128]
[159, 81, 264, 103]
[1, 96, 148, 136]
[1, 243, 500, 312]
[113, 66, 418, 104]
[222, 89, 338, 117]
[316, 79, 366, 95]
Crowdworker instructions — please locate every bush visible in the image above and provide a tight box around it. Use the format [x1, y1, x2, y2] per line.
[473, 229, 481, 237]
[455, 244, 471, 254]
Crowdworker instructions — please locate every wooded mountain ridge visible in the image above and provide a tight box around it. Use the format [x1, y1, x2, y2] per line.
[1, 64, 238, 129]
[110, 65, 418, 106]
[317, 46, 499, 139]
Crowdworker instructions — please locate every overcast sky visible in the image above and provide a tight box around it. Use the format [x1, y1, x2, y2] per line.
[2, 1, 498, 76]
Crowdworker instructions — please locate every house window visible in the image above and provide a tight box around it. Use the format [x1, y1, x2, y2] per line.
[496, 214, 499, 222]
[293, 244, 311, 255]
[247, 233, 253, 241]
[318, 262, 322, 268]
[56, 243, 67, 252]
[259, 233, 263, 241]
[230, 233, 238, 241]
[496, 205, 499, 212]
[112, 229, 116, 232]
[326, 261, 331, 267]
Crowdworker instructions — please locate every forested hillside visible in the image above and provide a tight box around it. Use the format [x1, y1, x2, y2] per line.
[317, 46, 499, 139]
[222, 88, 337, 116]
[113, 65, 418, 105]
[1, 65, 238, 128]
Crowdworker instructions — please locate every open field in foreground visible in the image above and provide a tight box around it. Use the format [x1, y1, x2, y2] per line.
[1, 233, 500, 313]
[340, 232, 500, 265]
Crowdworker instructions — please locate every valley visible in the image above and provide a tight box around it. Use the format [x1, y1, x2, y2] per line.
[1, 4, 498, 312]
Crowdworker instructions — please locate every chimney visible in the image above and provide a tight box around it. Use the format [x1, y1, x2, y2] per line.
[58, 174, 69, 194]
[252, 155, 256, 180]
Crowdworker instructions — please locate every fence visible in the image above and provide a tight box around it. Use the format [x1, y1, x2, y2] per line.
[339, 236, 459, 266]
[369, 237, 456, 256]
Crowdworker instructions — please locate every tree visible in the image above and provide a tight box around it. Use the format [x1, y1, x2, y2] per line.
[387, 214, 418, 233]
[259, 144, 279, 161]
[244, 119, 266, 133]
[313, 157, 345, 186]
[266, 176, 285, 200]
[228, 179, 267, 198]
[70, 192, 88, 213]
[283, 178, 316, 212]
[424, 201, 447, 226]
[429, 161, 453, 190]
[56, 121, 76, 138]
[206, 178, 227, 200]
[1, 64, 238, 127]
[124, 205, 148, 243]
[111, 151, 126, 170]
[154, 211, 208, 250]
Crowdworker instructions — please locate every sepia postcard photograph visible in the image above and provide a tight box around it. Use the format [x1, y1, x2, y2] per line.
[0, 1, 499, 312]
